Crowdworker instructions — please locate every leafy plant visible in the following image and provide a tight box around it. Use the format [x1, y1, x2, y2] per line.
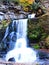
[31, 2, 40, 12]
[41, 33, 47, 40]
[19, 0, 35, 12]
[28, 26, 47, 42]
[1, 20, 10, 28]
[28, 26, 43, 39]
[33, 44, 40, 49]
[20, 0, 35, 5]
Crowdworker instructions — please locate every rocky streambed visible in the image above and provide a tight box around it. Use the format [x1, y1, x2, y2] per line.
[0, 49, 49, 65]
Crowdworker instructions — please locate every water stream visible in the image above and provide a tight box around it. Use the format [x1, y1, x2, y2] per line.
[4, 19, 37, 63]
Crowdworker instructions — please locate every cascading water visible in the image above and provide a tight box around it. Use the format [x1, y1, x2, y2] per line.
[5, 19, 37, 63]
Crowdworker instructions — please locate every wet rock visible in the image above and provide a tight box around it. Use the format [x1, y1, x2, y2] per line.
[39, 41, 45, 49]
[16, 14, 27, 19]
[35, 7, 44, 17]
[14, 5, 22, 11]
[2, 21, 17, 51]
[38, 50, 49, 59]
[0, 28, 6, 42]
[8, 57, 15, 62]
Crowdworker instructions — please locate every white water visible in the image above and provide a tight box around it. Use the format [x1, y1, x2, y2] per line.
[5, 19, 37, 63]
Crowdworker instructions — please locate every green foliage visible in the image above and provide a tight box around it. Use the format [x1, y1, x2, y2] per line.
[2, 20, 6, 27]
[28, 26, 43, 39]
[31, 2, 40, 11]
[28, 25, 47, 42]
[1, 20, 10, 28]
[41, 33, 47, 40]
[33, 44, 40, 49]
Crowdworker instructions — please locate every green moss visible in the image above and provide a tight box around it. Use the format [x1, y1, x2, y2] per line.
[2, 20, 8, 28]
[33, 44, 40, 49]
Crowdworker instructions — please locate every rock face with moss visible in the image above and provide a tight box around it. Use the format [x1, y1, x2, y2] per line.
[27, 14, 49, 49]
[0, 20, 11, 52]
[0, 20, 18, 53]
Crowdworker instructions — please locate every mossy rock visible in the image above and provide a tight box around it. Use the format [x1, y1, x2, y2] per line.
[28, 13, 49, 44]
[33, 44, 40, 49]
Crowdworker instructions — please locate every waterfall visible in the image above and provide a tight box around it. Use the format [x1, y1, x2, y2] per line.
[5, 19, 37, 63]
[2, 20, 18, 50]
